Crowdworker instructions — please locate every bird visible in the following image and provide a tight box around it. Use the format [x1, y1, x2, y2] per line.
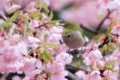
[62, 21, 85, 50]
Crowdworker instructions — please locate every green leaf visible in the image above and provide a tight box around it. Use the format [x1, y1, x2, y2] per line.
[47, 72, 51, 79]
[102, 44, 108, 53]
[107, 19, 117, 33]
[11, 11, 21, 22]
[43, 52, 49, 61]
[90, 65, 93, 71]
[35, 71, 46, 80]
[39, 48, 45, 53]
[105, 60, 116, 72]
[38, 53, 43, 60]
[44, 34, 48, 42]
[8, 9, 16, 13]
[44, 43, 59, 48]
[39, 47, 53, 65]
[105, 66, 114, 72]
[48, 10, 53, 20]
[48, 20, 60, 27]
[28, 28, 33, 35]
[107, 60, 116, 67]
[0, 22, 6, 30]
[49, 21, 56, 25]
[29, 9, 42, 19]
[109, 45, 113, 53]
[40, 1, 49, 15]
[107, 19, 117, 41]
[48, 53, 53, 64]
[93, 35, 101, 41]
[0, 20, 12, 32]
[44, 59, 48, 69]
[25, 20, 29, 27]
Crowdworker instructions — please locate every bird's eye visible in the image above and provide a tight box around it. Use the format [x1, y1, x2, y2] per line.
[65, 25, 70, 28]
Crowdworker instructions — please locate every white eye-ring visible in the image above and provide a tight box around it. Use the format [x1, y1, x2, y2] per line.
[66, 25, 70, 28]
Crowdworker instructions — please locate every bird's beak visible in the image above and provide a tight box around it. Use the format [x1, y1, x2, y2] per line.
[59, 23, 65, 26]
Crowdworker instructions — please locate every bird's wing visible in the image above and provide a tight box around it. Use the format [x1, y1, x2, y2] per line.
[79, 26, 83, 33]
[79, 27, 85, 39]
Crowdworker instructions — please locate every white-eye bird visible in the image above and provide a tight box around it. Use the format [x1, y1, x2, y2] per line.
[62, 22, 85, 49]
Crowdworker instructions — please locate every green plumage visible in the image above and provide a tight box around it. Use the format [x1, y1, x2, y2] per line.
[62, 21, 85, 49]
[63, 21, 84, 38]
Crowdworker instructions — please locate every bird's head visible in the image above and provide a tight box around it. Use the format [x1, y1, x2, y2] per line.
[62, 22, 82, 33]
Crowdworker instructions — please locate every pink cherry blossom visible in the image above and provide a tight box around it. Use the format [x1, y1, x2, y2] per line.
[118, 36, 120, 43]
[83, 49, 103, 69]
[97, 0, 120, 11]
[3, 41, 27, 63]
[12, 75, 22, 80]
[90, 70, 101, 80]
[26, 2, 37, 12]
[103, 69, 119, 80]
[88, 49, 103, 61]
[22, 76, 30, 80]
[45, 60, 68, 80]
[0, 38, 10, 54]
[48, 33, 62, 45]
[75, 70, 86, 80]
[55, 52, 73, 65]
[111, 25, 120, 35]
[26, 36, 41, 48]
[0, 60, 23, 74]
[18, 58, 42, 75]
[108, 49, 120, 65]
[50, 70, 68, 80]
[29, 20, 39, 29]
[7, 4, 21, 12]
[12, 0, 36, 6]
[27, 36, 41, 43]
[83, 57, 91, 65]
[35, 73, 47, 80]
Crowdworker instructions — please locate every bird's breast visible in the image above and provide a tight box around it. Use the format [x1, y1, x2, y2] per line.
[62, 31, 85, 49]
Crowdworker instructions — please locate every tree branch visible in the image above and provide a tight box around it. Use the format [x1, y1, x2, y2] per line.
[80, 24, 99, 35]
[67, 35, 113, 54]
[65, 64, 90, 74]
[0, 11, 7, 21]
[98, 36, 109, 48]
[96, 9, 114, 31]
[65, 69, 81, 80]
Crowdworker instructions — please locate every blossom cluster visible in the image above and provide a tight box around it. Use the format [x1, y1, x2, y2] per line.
[0, 0, 120, 80]
[0, 0, 73, 80]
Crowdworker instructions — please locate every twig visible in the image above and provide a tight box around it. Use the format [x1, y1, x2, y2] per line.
[80, 24, 99, 35]
[0, 11, 7, 21]
[60, 23, 99, 35]
[67, 49, 87, 54]
[65, 64, 90, 74]
[96, 9, 114, 31]
[0, 73, 9, 80]
[67, 36, 112, 54]
[98, 36, 109, 48]
[65, 69, 81, 80]
[2, 7, 10, 17]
